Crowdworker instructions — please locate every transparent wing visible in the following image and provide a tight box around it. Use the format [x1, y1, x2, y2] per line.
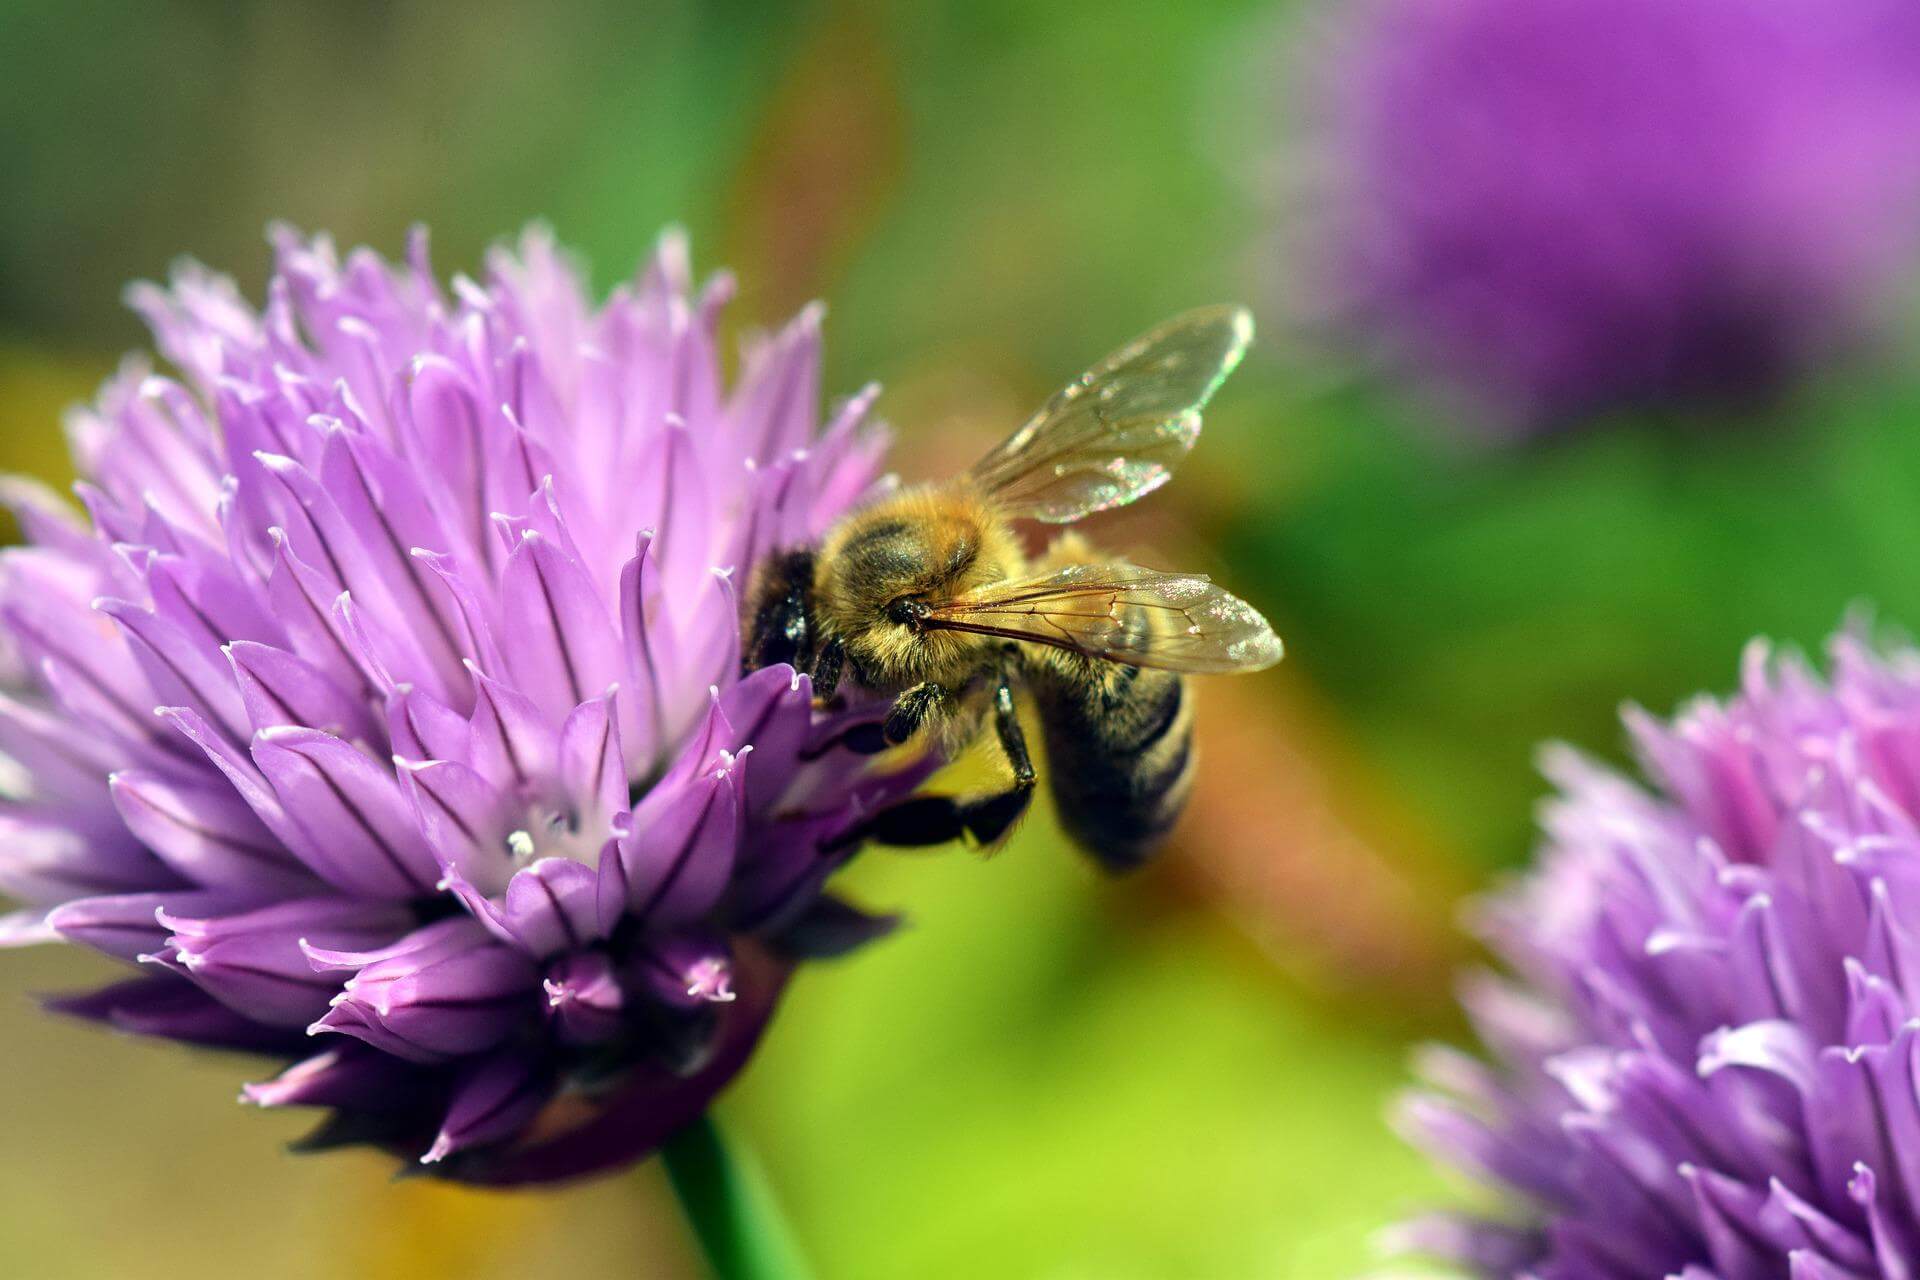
[921, 563, 1283, 674]
[965, 305, 1254, 524]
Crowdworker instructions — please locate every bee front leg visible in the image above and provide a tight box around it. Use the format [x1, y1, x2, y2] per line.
[811, 636, 845, 701]
[742, 549, 816, 677]
[883, 681, 950, 745]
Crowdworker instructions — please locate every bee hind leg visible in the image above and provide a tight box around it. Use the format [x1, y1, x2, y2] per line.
[834, 787, 1033, 851]
[832, 669, 1036, 851]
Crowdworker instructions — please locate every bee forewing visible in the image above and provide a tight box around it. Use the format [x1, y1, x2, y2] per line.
[965, 305, 1254, 524]
[921, 562, 1283, 674]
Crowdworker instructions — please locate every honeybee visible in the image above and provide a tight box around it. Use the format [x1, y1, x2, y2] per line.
[744, 305, 1281, 871]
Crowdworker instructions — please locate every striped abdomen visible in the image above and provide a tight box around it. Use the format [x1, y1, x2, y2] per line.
[1035, 660, 1195, 872]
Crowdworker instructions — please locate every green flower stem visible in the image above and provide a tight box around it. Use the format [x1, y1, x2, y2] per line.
[660, 1112, 814, 1280]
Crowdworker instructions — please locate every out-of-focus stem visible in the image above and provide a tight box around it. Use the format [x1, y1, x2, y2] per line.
[660, 1112, 814, 1280]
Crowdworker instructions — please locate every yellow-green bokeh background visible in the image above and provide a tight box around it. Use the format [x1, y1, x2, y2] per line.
[9, 3, 1920, 1276]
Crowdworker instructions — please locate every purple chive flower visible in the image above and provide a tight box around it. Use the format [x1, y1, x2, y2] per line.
[0, 225, 925, 1182]
[1307, 0, 1920, 434]
[1395, 630, 1920, 1275]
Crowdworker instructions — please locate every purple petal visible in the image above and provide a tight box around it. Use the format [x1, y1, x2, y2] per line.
[629, 419, 713, 601]
[300, 912, 476, 973]
[652, 687, 736, 794]
[224, 640, 378, 742]
[727, 304, 822, 466]
[392, 756, 517, 892]
[0, 475, 95, 561]
[464, 662, 557, 790]
[411, 548, 504, 675]
[1, 564, 175, 764]
[421, 1050, 554, 1165]
[614, 537, 738, 767]
[152, 702, 386, 897]
[630, 928, 736, 1010]
[719, 665, 813, 818]
[496, 857, 602, 957]
[98, 597, 250, 743]
[314, 918, 538, 1061]
[48, 889, 241, 963]
[46, 974, 306, 1055]
[498, 530, 623, 727]
[243, 1043, 434, 1111]
[0, 907, 58, 949]
[600, 751, 745, 932]
[263, 528, 368, 698]
[385, 682, 469, 762]
[615, 532, 673, 766]
[251, 726, 437, 897]
[542, 950, 625, 1045]
[0, 687, 121, 798]
[254, 450, 457, 706]
[145, 549, 285, 653]
[396, 356, 495, 569]
[157, 896, 413, 1026]
[557, 690, 627, 830]
[316, 426, 470, 697]
[0, 807, 172, 905]
[109, 768, 315, 894]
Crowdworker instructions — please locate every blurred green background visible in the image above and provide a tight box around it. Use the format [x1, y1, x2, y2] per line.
[7, 1, 1920, 1276]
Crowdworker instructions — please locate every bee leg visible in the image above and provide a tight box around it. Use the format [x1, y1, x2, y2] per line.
[743, 550, 816, 676]
[960, 670, 1037, 843]
[828, 796, 968, 849]
[990, 672, 1037, 794]
[811, 636, 845, 701]
[839, 721, 890, 754]
[829, 672, 1035, 850]
[883, 681, 949, 745]
[831, 791, 1028, 850]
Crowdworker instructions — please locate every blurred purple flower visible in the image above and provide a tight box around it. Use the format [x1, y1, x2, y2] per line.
[0, 225, 923, 1182]
[1396, 630, 1920, 1274]
[1308, 0, 1920, 434]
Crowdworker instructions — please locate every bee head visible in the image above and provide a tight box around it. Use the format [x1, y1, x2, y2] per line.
[814, 487, 1022, 688]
